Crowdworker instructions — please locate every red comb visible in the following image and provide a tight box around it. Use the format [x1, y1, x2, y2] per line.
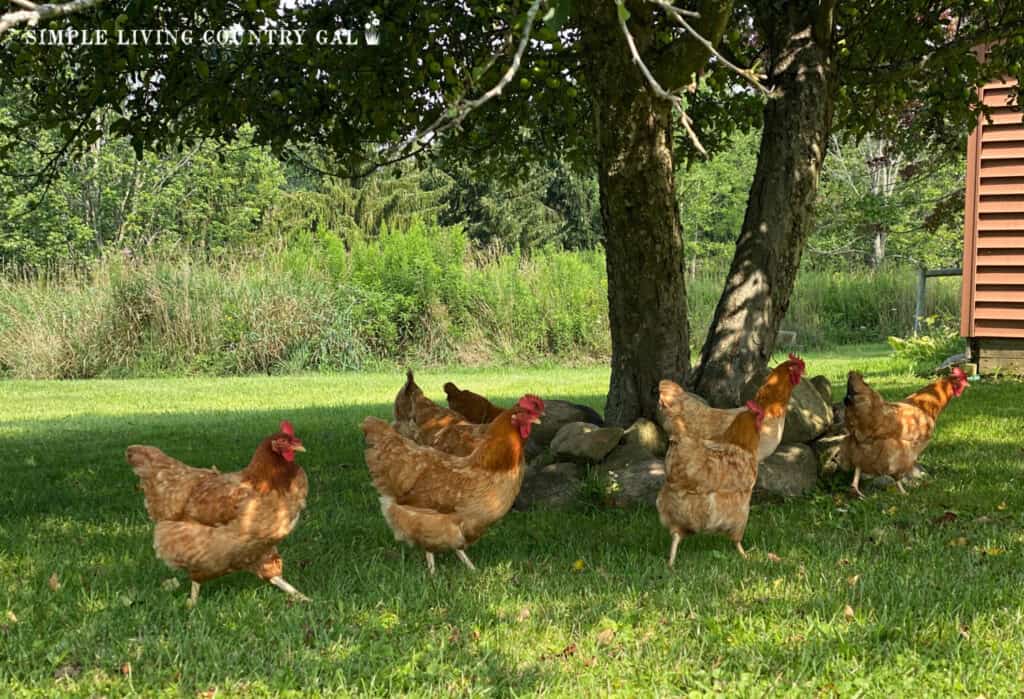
[788, 353, 806, 368]
[280, 420, 294, 436]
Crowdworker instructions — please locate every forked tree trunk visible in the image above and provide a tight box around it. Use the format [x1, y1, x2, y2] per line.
[577, 1, 730, 425]
[690, 1, 836, 407]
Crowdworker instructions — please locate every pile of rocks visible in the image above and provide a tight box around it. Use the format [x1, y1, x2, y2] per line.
[515, 376, 844, 510]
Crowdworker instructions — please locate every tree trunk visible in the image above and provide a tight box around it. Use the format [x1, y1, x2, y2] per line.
[577, 0, 731, 425]
[690, 1, 836, 407]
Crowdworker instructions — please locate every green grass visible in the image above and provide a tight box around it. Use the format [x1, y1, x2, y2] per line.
[1, 346, 1022, 697]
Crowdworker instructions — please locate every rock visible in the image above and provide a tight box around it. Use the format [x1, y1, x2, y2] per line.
[862, 465, 927, 493]
[621, 418, 668, 457]
[526, 400, 605, 458]
[755, 443, 818, 497]
[514, 462, 584, 510]
[603, 453, 665, 507]
[550, 422, 624, 464]
[780, 379, 833, 443]
[810, 433, 847, 475]
[810, 375, 833, 404]
[603, 442, 655, 471]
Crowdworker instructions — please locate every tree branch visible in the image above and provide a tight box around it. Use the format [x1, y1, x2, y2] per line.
[615, 0, 708, 156]
[0, 0, 106, 36]
[652, 0, 769, 95]
[652, 0, 734, 92]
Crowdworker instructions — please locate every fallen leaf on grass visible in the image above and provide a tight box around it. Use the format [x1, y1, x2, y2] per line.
[6, 611, 16, 624]
[48, 572, 61, 592]
[948, 537, 969, 547]
[974, 516, 993, 525]
[997, 502, 1008, 511]
[572, 559, 585, 572]
[837, 558, 851, 567]
[197, 689, 218, 699]
[559, 643, 577, 659]
[161, 578, 180, 592]
[447, 626, 461, 644]
[959, 625, 971, 640]
[766, 552, 782, 563]
[885, 506, 898, 516]
[931, 511, 958, 525]
[842, 605, 855, 622]
[119, 662, 132, 676]
[583, 656, 597, 668]
[978, 545, 1006, 557]
[847, 574, 861, 587]
[54, 663, 81, 681]
[596, 628, 615, 646]
[516, 607, 531, 623]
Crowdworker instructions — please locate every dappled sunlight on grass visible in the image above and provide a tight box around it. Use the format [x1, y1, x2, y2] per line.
[0, 346, 1022, 695]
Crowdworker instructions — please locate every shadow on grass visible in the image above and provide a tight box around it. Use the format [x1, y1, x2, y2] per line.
[1, 380, 1021, 693]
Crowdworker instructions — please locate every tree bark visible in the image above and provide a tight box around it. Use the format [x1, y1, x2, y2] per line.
[690, 0, 836, 407]
[578, 0, 731, 425]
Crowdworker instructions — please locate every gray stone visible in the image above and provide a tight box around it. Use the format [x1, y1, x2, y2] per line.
[810, 375, 833, 404]
[755, 443, 818, 497]
[621, 418, 668, 457]
[550, 422, 624, 464]
[810, 433, 847, 475]
[514, 462, 584, 510]
[603, 456, 665, 507]
[780, 379, 834, 443]
[526, 400, 605, 458]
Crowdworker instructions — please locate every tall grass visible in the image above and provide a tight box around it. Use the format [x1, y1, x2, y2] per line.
[0, 225, 961, 379]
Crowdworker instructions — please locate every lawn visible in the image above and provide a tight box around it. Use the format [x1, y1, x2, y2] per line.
[1, 344, 1023, 697]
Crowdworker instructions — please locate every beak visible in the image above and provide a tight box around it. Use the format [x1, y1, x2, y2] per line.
[292, 443, 307, 453]
[531, 415, 542, 425]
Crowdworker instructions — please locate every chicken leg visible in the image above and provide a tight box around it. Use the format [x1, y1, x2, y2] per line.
[849, 467, 865, 499]
[187, 581, 201, 608]
[269, 575, 311, 602]
[425, 552, 436, 575]
[734, 541, 748, 559]
[455, 549, 477, 572]
[668, 531, 685, 568]
[895, 479, 908, 495]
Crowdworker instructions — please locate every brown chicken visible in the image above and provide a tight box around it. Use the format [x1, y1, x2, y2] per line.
[362, 395, 545, 574]
[126, 421, 309, 606]
[659, 354, 805, 461]
[657, 384, 764, 566]
[841, 367, 968, 497]
[393, 371, 488, 455]
[444, 381, 506, 423]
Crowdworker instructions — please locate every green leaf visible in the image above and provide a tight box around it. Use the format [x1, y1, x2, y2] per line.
[195, 60, 209, 80]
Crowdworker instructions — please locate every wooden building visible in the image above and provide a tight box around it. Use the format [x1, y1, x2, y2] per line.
[961, 78, 1024, 373]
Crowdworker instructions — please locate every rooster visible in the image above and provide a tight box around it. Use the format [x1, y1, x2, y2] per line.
[362, 395, 544, 574]
[657, 388, 764, 566]
[126, 421, 309, 606]
[659, 354, 805, 461]
[841, 367, 968, 497]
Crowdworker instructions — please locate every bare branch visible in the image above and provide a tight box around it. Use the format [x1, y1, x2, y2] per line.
[615, 0, 707, 156]
[0, 0, 106, 36]
[650, 0, 770, 95]
[375, 0, 544, 169]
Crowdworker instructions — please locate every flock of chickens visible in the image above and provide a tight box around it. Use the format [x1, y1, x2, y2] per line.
[126, 358, 969, 605]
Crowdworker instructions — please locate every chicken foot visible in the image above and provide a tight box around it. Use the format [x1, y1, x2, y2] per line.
[425, 551, 436, 575]
[269, 575, 311, 602]
[455, 549, 477, 572]
[734, 541, 748, 559]
[895, 479, 908, 495]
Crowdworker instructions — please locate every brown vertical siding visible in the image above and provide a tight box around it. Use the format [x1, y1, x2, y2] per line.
[962, 78, 1024, 342]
